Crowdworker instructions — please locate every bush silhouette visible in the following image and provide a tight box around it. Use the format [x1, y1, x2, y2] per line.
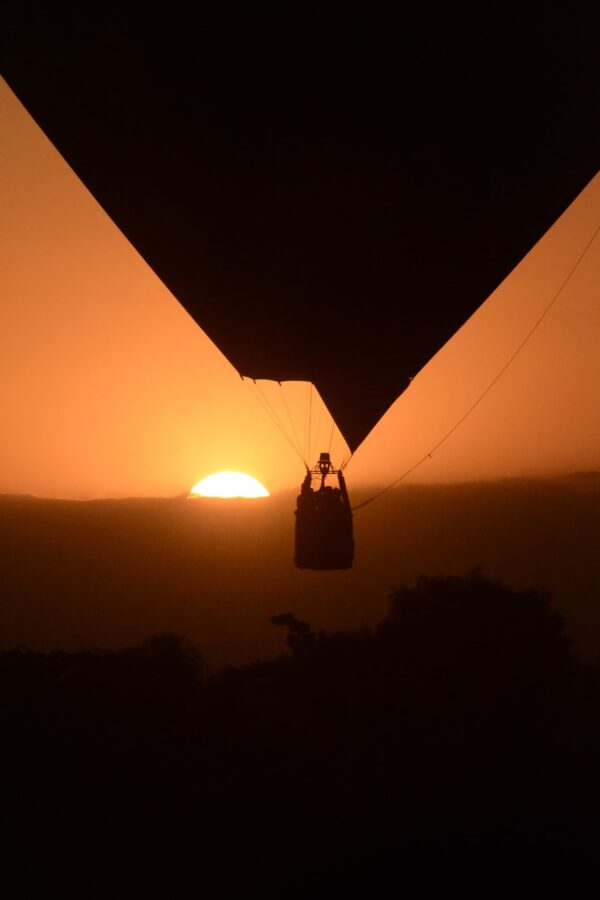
[3, 573, 599, 897]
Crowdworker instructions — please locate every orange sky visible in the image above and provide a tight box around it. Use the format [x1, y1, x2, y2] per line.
[1, 77, 598, 499]
[0, 78, 348, 497]
[348, 171, 600, 488]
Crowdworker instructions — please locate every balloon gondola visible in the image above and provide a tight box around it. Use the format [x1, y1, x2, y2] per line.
[294, 453, 353, 571]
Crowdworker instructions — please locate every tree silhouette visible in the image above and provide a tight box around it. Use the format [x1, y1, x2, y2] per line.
[3, 573, 599, 897]
[270, 612, 317, 655]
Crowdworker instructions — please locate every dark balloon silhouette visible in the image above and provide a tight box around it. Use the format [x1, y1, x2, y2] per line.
[2, 6, 598, 450]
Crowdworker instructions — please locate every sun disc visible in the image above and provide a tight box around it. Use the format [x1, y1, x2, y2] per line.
[189, 472, 269, 499]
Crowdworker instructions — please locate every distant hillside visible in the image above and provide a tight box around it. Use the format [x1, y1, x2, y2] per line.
[1, 478, 599, 665]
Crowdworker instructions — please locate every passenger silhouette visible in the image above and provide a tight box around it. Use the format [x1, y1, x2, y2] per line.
[294, 454, 353, 569]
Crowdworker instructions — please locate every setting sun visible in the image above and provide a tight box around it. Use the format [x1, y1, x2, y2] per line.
[189, 472, 269, 499]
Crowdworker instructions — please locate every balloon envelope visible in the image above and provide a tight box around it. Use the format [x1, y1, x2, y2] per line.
[2, 6, 598, 450]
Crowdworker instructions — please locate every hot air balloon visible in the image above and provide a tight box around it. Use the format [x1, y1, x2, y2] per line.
[2, 5, 598, 568]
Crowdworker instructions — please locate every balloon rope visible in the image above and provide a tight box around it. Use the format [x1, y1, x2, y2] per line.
[243, 379, 308, 466]
[279, 382, 307, 465]
[313, 388, 323, 458]
[352, 217, 600, 511]
[324, 401, 350, 469]
[327, 412, 335, 454]
[340, 452, 353, 470]
[307, 382, 313, 464]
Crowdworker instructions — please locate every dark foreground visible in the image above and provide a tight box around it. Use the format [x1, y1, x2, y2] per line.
[4, 573, 600, 898]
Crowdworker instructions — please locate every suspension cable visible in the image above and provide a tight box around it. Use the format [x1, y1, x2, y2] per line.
[243, 378, 308, 466]
[327, 416, 335, 454]
[312, 389, 323, 457]
[352, 218, 600, 511]
[279, 382, 307, 464]
[340, 451, 353, 470]
[306, 382, 313, 465]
